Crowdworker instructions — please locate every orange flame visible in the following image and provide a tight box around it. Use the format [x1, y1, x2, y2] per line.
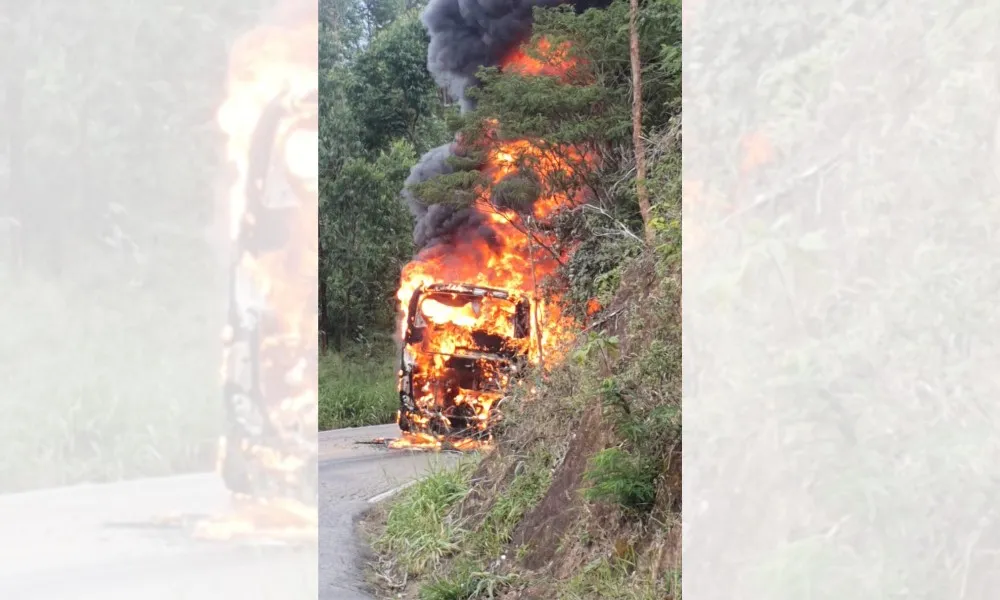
[502, 38, 582, 79]
[394, 37, 594, 449]
[203, 0, 318, 542]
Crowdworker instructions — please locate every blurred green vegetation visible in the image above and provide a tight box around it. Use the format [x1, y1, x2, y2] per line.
[0, 2, 272, 492]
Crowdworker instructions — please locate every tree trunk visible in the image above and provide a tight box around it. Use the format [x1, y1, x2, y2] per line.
[526, 222, 545, 371]
[629, 0, 654, 245]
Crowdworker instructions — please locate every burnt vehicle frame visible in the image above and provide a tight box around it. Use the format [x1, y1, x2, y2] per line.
[220, 87, 318, 501]
[397, 282, 535, 439]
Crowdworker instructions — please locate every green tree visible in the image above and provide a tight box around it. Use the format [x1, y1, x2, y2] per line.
[319, 0, 450, 348]
[321, 141, 416, 348]
[348, 10, 446, 155]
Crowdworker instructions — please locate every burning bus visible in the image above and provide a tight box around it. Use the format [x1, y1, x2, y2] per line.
[397, 283, 535, 442]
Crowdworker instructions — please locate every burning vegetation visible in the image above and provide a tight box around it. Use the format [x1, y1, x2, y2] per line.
[200, 0, 319, 542]
[393, 10, 601, 449]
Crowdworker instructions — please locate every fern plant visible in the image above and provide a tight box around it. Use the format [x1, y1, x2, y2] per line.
[583, 447, 658, 511]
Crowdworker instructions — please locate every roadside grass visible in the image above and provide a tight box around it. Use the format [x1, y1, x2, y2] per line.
[561, 556, 674, 600]
[318, 344, 398, 430]
[370, 447, 554, 599]
[419, 561, 517, 600]
[468, 448, 554, 558]
[0, 258, 222, 493]
[373, 456, 481, 578]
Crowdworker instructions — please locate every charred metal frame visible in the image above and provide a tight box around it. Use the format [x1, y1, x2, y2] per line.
[219, 87, 318, 503]
[398, 282, 534, 439]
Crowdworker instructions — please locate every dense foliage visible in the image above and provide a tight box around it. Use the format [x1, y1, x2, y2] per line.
[319, 0, 452, 350]
[1, 2, 274, 491]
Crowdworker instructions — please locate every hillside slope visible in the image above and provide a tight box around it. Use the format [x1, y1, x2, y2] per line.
[365, 238, 680, 599]
[364, 121, 681, 596]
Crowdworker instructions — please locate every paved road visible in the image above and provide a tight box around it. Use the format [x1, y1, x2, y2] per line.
[0, 472, 316, 599]
[319, 423, 459, 600]
[0, 424, 454, 600]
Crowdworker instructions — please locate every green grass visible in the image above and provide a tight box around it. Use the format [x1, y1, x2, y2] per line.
[560, 556, 668, 600]
[419, 562, 516, 600]
[370, 447, 551, 599]
[318, 346, 399, 430]
[374, 457, 480, 578]
[468, 449, 554, 558]
[373, 455, 521, 600]
[0, 255, 222, 492]
[582, 447, 658, 511]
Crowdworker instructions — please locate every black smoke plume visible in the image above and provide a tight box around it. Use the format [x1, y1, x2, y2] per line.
[404, 0, 609, 253]
[422, 0, 610, 111]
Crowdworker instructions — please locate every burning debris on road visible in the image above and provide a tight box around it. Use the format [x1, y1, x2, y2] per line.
[391, 0, 607, 450]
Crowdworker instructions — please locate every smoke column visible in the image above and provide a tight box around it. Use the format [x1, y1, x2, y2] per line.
[403, 0, 609, 252]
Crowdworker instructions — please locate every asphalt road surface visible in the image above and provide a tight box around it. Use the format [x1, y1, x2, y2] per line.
[319, 423, 459, 600]
[0, 472, 317, 599]
[0, 424, 455, 600]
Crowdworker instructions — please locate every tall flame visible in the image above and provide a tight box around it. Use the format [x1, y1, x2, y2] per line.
[393, 37, 595, 449]
[201, 0, 319, 541]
